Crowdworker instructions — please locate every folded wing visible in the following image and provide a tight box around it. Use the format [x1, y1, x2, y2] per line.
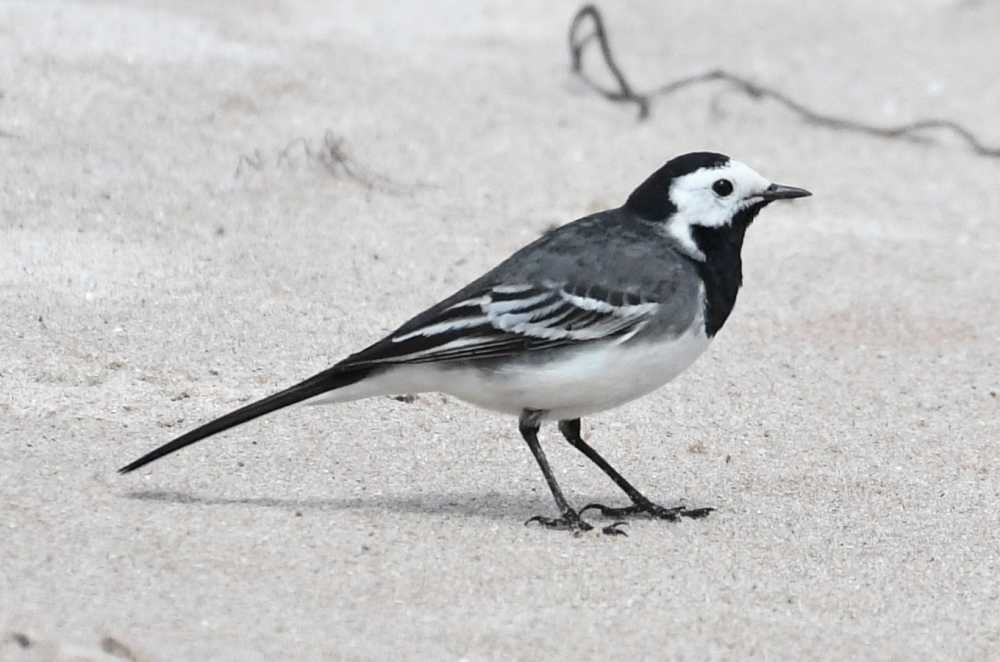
[339, 282, 660, 367]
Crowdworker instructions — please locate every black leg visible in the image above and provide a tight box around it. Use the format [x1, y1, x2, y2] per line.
[558, 418, 713, 521]
[519, 411, 627, 536]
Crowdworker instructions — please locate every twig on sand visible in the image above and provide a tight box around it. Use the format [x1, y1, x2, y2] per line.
[235, 131, 381, 187]
[234, 149, 266, 178]
[274, 131, 361, 179]
[568, 4, 1000, 158]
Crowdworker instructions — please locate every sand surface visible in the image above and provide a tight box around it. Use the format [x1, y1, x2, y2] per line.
[2, 1, 999, 660]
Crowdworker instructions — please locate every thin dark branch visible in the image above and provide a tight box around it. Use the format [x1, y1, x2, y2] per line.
[568, 5, 1000, 158]
[569, 5, 650, 119]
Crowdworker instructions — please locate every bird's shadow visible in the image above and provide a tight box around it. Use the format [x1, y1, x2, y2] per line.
[122, 489, 623, 522]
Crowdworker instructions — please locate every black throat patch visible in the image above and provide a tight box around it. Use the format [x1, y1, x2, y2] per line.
[689, 203, 765, 337]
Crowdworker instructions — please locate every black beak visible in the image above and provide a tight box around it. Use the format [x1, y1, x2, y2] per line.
[761, 183, 812, 201]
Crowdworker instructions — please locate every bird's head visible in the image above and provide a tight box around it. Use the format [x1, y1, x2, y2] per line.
[625, 152, 811, 261]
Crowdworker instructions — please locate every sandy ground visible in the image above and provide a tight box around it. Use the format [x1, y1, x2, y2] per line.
[2, 1, 999, 660]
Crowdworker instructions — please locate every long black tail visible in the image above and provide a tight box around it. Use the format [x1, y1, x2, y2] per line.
[118, 365, 373, 474]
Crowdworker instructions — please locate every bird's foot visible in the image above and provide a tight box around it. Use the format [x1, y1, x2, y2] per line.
[581, 500, 714, 521]
[525, 510, 628, 536]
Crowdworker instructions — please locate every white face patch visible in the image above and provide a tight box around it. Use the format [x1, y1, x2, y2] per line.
[664, 160, 773, 260]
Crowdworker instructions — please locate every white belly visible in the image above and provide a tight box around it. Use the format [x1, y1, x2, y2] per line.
[313, 322, 711, 420]
[451, 325, 710, 420]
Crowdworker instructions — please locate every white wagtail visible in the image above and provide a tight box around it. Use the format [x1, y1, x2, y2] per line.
[120, 152, 810, 535]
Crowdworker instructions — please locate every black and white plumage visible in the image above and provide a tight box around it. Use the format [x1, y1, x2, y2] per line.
[120, 152, 810, 534]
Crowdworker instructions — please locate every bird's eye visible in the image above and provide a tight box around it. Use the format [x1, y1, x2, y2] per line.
[712, 179, 734, 197]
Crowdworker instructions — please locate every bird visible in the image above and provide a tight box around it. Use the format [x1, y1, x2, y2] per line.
[119, 151, 810, 535]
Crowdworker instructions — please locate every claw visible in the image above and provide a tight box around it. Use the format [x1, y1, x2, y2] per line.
[581, 501, 714, 521]
[524, 513, 628, 537]
[524, 511, 593, 532]
[601, 521, 629, 536]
